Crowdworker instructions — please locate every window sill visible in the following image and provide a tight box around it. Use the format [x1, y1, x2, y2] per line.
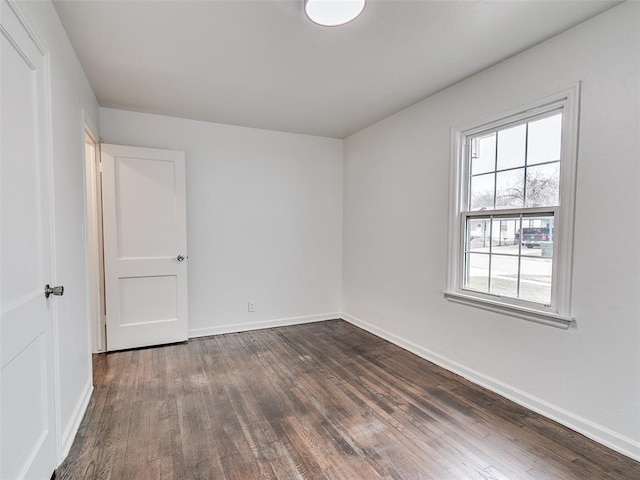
[443, 291, 574, 329]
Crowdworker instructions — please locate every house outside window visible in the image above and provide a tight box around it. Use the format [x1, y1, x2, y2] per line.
[445, 85, 580, 328]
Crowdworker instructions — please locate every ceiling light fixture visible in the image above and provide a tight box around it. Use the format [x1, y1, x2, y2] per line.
[304, 0, 366, 27]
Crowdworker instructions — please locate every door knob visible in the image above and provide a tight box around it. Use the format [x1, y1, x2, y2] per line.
[177, 254, 188, 262]
[44, 284, 64, 298]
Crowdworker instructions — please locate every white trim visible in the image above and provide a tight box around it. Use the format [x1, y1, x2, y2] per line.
[443, 290, 572, 328]
[82, 120, 105, 353]
[82, 109, 99, 144]
[5, 0, 47, 54]
[452, 84, 580, 140]
[44, 51, 63, 463]
[463, 205, 557, 219]
[341, 312, 640, 462]
[59, 380, 93, 462]
[446, 84, 580, 324]
[188, 313, 341, 338]
[554, 83, 580, 316]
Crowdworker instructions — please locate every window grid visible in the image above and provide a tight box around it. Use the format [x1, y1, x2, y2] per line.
[462, 211, 555, 305]
[468, 114, 562, 212]
[469, 158, 561, 177]
[462, 110, 561, 306]
[522, 123, 529, 209]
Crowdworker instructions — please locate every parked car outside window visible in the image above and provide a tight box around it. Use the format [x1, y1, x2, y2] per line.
[521, 227, 550, 248]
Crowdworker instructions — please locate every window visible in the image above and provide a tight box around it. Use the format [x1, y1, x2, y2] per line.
[445, 86, 579, 328]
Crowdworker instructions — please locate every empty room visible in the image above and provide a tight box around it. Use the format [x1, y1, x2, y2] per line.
[1, 0, 639, 479]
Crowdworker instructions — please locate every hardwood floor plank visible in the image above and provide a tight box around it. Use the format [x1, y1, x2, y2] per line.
[57, 320, 640, 480]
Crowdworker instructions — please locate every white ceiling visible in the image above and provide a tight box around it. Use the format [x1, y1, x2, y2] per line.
[53, 0, 621, 138]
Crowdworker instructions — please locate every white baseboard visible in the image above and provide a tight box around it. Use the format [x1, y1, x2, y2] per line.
[341, 312, 640, 462]
[59, 379, 93, 461]
[188, 312, 341, 339]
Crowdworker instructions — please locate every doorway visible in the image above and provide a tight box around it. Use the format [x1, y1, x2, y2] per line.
[84, 129, 106, 352]
[84, 142, 189, 352]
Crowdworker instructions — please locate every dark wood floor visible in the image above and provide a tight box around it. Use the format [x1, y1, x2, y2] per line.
[57, 320, 639, 479]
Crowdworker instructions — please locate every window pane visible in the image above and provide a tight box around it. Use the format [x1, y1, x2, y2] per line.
[471, 133, 496, 175]
[520, 257, 552, 304]
[464, 253, 489, 292]
[497, 124, 526, 171]
[525, 162, 560, 207]
[527, 113, 562, 166]
[491, 218, 520, 252]
[496, 168, 524, 209]
[467, 218, 491, 251]
[520, 214, 554, 304]
[489, 255, 519, 298]
[521, 215, 554, 249]
[470, 173, 495, 210]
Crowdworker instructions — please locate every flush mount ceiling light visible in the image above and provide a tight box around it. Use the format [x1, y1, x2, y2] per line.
[304, 0, 366, 27]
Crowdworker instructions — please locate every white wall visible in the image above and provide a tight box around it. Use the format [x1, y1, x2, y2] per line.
[20, 0, 637, 467]
[19, 0, 100, 459]
[342, 2, 640, 460]
[100, 109, 343, 337]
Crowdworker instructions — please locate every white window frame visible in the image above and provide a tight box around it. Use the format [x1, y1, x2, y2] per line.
[444, 84, 580, 328]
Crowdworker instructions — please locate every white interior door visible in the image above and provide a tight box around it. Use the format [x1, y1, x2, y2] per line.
[101, 144, 188, 351]
[1, 1, 58, 478]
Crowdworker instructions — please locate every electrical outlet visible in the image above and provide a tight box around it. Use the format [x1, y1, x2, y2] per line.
[248, 301, 255, 312]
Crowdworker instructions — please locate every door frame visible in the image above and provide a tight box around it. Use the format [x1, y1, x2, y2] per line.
[83, 123, 106, 353]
